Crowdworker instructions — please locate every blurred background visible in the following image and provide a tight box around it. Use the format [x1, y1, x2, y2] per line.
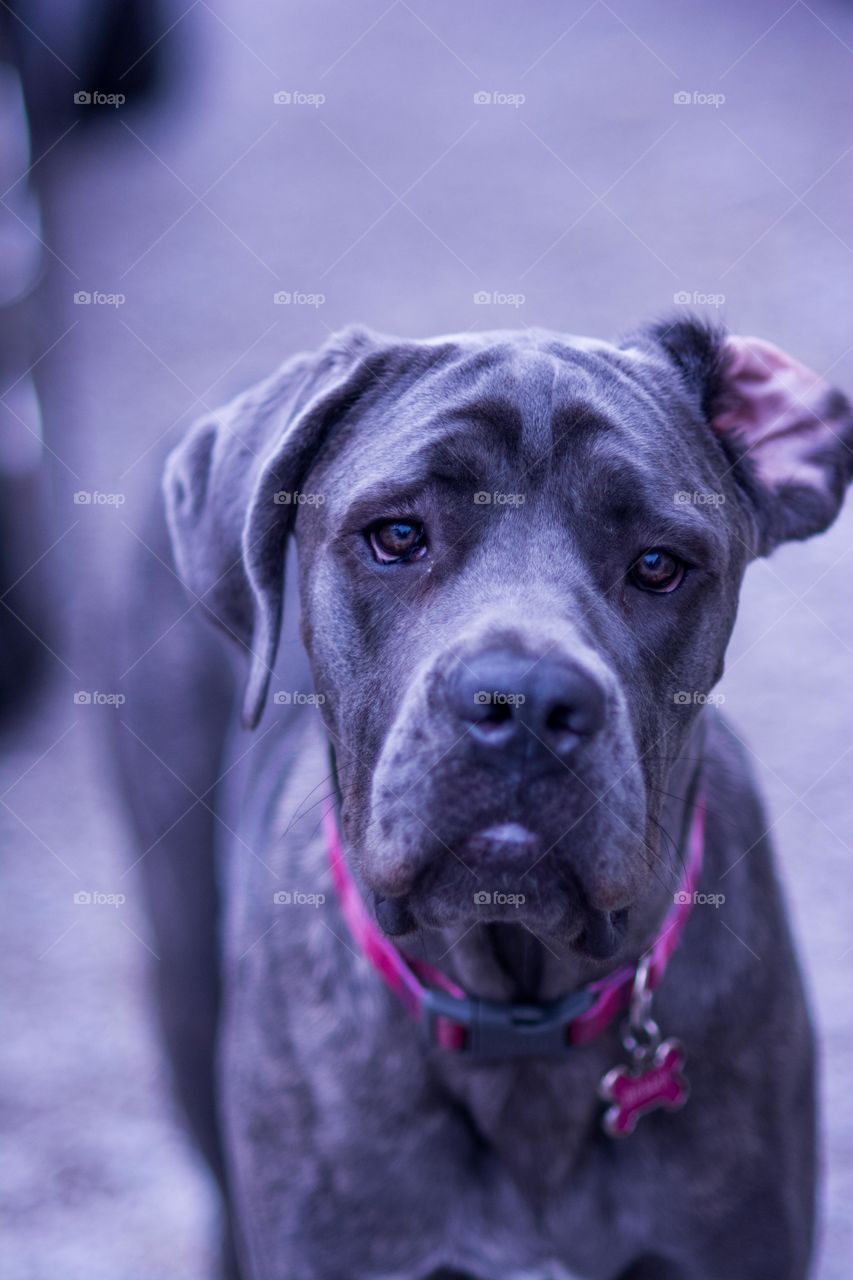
[1, 1, 852, 1276]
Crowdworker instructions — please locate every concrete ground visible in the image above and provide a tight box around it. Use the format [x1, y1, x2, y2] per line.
[2, 0, 853, 1276]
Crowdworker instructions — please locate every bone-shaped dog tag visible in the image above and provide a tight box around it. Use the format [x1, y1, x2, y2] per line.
[599, 1038, 689, 1138]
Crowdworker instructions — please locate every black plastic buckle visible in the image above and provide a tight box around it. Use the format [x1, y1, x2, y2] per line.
[421, 987, 597, 1059]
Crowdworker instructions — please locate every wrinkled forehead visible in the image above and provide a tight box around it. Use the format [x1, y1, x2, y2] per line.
[315, 331, 705, 515]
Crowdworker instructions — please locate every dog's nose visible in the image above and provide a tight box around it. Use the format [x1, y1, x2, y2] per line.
[448, 649, 606, 761]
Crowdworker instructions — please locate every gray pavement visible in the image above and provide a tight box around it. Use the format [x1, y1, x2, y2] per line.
[2, 1, 853, 1276]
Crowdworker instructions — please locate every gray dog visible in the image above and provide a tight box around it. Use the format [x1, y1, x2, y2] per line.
[116, 317, 853, 1280]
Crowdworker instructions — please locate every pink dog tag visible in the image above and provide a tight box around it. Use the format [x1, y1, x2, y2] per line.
[600, 1039, 689, 1138]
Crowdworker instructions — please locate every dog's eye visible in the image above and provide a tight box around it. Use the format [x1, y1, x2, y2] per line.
[368, 520, 427, 564]
[629, 548, 685, 593]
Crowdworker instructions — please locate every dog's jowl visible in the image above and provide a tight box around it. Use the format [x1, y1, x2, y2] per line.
[124, 319, 853, 1279]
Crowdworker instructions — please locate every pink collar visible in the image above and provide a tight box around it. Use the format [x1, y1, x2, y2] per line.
[323, 792, 706, 1059]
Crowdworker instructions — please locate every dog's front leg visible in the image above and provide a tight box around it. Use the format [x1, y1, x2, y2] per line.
[612, 1175, 814, 1280]
[216, 832, 476, 1279]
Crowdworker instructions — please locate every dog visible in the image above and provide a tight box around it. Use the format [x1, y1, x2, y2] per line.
[116, 317, 853, 1279]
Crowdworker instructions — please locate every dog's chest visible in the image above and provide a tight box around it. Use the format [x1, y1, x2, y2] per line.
[437, 1052, 608, 1192]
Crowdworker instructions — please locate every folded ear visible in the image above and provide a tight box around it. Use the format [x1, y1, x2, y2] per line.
[163, 327, 385, 729]
[640, 318, 853, 556]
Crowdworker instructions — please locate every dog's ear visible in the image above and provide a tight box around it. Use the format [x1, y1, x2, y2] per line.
[639, 317, 853, 556]
[164, 326, 387, 729]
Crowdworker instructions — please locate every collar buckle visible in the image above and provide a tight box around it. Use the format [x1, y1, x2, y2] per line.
[421, 986, 597, 1058]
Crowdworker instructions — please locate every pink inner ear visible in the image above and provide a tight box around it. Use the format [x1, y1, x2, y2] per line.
[712, 336, 836, 490]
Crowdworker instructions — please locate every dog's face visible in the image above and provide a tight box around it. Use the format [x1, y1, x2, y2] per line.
[297, 333, 750, 954]
[165, 321, 852, 957]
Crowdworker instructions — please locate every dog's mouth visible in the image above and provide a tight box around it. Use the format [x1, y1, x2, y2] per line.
[368, 819, 636, 962]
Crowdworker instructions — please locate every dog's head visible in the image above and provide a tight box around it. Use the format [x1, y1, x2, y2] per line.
[165, 321, 853, 958]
